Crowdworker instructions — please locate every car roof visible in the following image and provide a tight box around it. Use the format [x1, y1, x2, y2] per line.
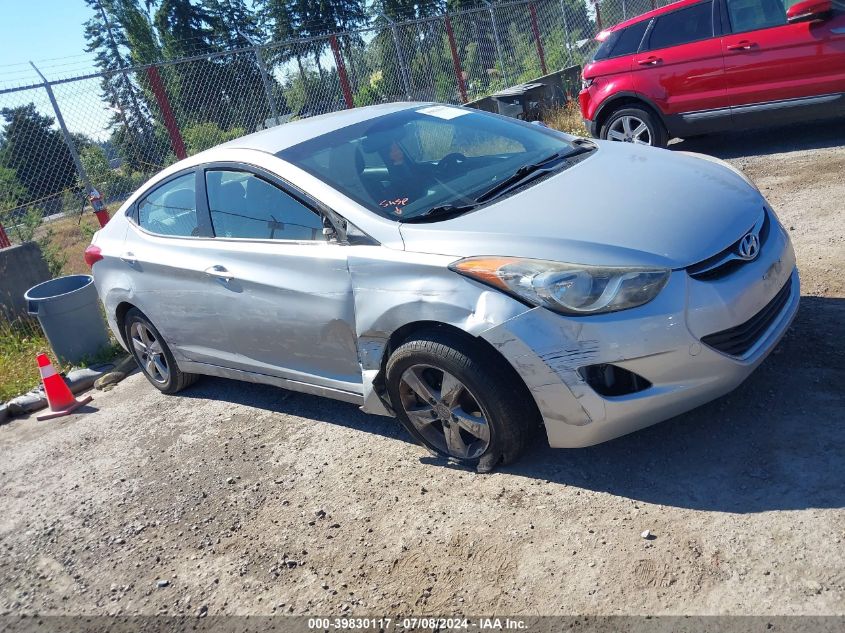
[606, 0, 705, 32]
[216, 102, 427, 154]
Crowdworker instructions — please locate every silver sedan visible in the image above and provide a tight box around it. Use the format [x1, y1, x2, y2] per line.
[87, 102, 799, 472]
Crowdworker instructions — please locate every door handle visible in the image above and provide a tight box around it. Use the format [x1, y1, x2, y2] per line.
[120, 251, 137, 264]
[727, 40, 756, 51]
[204, 264, 233, 281]
[636, 56, 662, 65]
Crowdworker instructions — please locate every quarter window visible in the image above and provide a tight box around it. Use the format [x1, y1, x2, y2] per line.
[205, 170, 325, 241]
[593, 20, 650, 61]
[613, 20, 651, 57]
[726, 0, 788, 32]
[647, 1, 714, 50]
[137, 173, 198, 237]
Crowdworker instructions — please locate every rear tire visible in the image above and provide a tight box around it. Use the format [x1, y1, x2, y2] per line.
[385, 329, 538, 472]
[123, 308, 198, 394]
[601, 106, 668, 148]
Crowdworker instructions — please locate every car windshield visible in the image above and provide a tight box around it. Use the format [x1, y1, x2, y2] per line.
[277, 106, 580, 221]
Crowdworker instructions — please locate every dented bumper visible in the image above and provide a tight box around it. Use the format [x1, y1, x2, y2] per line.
[481, 230, 799, 448]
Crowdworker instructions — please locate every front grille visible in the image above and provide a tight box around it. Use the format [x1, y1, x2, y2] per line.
[688, 209, 771, 281]
[700, 279, 792, 357]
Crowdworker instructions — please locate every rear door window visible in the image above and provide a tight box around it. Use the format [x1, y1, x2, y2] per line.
[137, 173, 198, 237]
[647, 1, 714, 50]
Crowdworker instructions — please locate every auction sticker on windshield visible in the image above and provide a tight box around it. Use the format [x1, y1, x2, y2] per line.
[417, 105, 470, 119]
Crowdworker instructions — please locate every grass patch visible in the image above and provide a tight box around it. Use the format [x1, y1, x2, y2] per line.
[34, 213, 102, 276]
[1, 209, 124, 403]
[0, 316, 123, 403]
[0, 318, 52, 402]
[543, 100, 590, 137]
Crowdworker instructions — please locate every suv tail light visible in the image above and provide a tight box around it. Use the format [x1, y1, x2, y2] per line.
[84, 244, 103, 268]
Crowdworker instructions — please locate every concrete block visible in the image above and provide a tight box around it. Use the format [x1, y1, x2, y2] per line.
[0, 242, 51, 321]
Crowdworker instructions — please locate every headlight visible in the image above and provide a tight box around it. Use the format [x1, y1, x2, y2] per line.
[449, 257, 669, 315]
[581, 77, 594, 91]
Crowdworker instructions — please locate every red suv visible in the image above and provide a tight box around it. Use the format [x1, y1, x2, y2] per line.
[579, 0, 845, 147]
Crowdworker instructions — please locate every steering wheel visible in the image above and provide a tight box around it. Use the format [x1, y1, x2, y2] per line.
[435, 152, 468, 178]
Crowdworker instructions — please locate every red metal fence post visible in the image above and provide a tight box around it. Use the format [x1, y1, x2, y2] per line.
[529, 3, 548, 76]
[444, 17, 468, 104]
[0, 224, 11, 249]
[330, 35, 355, 109]
[146, 65, 187, 161]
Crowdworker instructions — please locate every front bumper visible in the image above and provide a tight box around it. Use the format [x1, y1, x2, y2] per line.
[481, 221, 799, 448]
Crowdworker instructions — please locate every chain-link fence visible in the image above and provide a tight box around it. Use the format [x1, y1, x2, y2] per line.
[0, 0, 676, 254]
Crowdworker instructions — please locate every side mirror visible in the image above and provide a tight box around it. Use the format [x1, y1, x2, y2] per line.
[787, 0, 832, 23]
[322, 217, 343, 242]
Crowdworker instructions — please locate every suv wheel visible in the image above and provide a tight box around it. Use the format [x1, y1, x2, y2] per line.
[601, 107, 668, 148]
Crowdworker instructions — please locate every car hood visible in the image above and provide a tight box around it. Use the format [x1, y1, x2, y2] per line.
[398, 142, 765, 269]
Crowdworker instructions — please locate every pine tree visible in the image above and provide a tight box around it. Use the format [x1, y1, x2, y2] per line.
[121, 1, 163, 66]
[155, 0, 218, 59]
[258, 0, 299, 42]
[83, 0, 163, 171]
[257, 0, 305, 76]
[154, 0, 272, 131]
[0, 105, 78, 201]
[202, 0, 274, 128]
[154, 0, 228, 127]
[256, 0, 365, 113]
[376, 0, 444, 21]
[202, 0, 263, 47]
[372, 0, 447, 101]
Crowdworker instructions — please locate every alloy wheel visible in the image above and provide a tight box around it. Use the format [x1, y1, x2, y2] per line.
[607, 115, 652, 145]
[130, 322, 170, 384]
[398, 364, 491, 460]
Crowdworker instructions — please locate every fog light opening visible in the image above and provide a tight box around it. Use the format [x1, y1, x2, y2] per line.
[578, 364, 652, 397]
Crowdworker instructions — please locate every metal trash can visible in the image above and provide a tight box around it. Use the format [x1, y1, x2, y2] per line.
[25, 275, 110, 365]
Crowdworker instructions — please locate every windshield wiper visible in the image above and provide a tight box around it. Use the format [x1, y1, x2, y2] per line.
[475, 145, 593, 204]
[401, 203, 479, 223]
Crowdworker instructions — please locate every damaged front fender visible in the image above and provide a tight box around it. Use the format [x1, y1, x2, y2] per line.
[347, 248, 530, 416]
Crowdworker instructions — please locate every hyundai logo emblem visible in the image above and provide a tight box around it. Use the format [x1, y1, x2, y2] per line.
[737, 233, 760, 261]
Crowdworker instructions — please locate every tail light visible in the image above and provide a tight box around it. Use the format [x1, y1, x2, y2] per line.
[84, 244, 103, 268]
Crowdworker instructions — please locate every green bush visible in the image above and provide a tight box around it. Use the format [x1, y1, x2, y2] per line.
[353, 75, 385, 107]
[183, 122, 246, 155]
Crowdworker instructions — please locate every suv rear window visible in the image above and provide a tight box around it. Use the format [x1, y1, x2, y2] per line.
[593, 20, 650, 60]
[647, 1, 714, 50]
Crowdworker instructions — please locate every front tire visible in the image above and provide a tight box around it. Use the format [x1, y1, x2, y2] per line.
[385, 329, 537, 472]
[123, 308, 198, 394]
[601, 106, 668, 148]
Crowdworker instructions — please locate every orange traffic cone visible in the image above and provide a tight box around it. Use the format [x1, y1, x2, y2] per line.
[35, 353, 92, 421]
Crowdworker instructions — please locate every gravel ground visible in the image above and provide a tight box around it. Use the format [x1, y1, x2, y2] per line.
[1, 122, 843, 617]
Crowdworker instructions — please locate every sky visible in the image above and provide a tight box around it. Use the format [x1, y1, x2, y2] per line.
[0, 1, 114, 141]
[0, 0, 336, 143]
[0, 1, 98, 88]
